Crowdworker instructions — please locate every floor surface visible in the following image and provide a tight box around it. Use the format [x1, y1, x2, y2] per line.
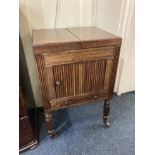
[21, 92, 135, 155]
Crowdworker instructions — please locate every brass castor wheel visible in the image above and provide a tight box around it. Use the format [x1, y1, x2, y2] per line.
[50, 131, 59, 138]
[104, 121, 111, 128]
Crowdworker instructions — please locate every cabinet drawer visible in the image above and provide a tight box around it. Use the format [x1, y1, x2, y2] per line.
[43, 46, 114, 66]
[50, 90, 108, 111]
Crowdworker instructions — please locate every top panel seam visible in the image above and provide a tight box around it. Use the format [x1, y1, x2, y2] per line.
[66, 28, 82, 41]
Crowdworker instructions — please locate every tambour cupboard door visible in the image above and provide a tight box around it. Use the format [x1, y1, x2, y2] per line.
[43, 46, 115, 100]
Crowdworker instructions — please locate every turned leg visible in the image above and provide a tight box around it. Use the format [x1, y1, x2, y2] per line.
[45, 112, 58, 138]
[103, 100, 111, 127]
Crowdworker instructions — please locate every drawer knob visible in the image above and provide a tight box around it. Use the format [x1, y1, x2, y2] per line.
[55, 80, 61, 85]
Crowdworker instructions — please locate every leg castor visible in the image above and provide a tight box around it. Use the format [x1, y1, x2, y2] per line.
[103, 100, 111, 127]
[103, 118, 111, 127]
[50, 130, 58, 138]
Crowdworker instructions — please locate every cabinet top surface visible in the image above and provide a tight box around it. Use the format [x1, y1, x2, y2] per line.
[67, 27, 120, 41]
[32, 28, 79, 46]
[32, 27, 121, 47]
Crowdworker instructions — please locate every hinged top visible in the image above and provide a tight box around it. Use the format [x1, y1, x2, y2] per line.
[33, 28, 80, 46]
[67, 27, 120, 42]
[32, 27, 122, 53]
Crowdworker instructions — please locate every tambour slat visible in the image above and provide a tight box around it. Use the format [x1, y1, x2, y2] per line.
[75, 63, 79, 95]
[51, 58, 113, 99]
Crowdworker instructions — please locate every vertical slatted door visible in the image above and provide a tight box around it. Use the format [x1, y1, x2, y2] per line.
[52, 59, 113, 99]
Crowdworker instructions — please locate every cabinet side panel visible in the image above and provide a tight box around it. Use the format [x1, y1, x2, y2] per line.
[109, 45, 121, 98]
[104, 60, 114, 91]
[35, 54, 51, 110]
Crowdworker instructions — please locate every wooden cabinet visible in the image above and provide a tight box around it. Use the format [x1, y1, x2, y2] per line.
[32, 27, 122, 137]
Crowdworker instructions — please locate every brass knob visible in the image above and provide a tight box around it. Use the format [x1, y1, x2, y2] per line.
[55, 80, 60, 85]
[94, 96, 97, 99]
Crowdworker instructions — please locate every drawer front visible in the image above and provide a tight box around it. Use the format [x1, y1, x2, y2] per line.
[50, 90, 108, 111]
[43, 46, 114, 66]
[44, 47, 115, 100]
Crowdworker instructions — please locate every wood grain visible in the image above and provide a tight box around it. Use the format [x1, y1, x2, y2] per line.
[33, 28, 80, 46]
[46, 58, 113, 100]
[35, 54, 51, 110]
[32, 27, 122, 53]
[67, 27, 122, 48]
[50, 90, 108, 111]
[32, 26, 122, 136]
[68, 27, 120, 41]
[43, 46, 114, 67]
[19, 86, 37, 151]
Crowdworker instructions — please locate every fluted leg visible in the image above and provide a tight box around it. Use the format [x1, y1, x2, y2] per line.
[103, 100, 111, 127]
[45, 112, 58, 138]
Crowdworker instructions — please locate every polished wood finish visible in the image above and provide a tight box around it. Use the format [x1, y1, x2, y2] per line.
[32, 27, 122, 136]
[33, 28, 79, 46]
[19, 86, 37, 151]
[67, 27, 122, 49]
[33, 29, 81, 54]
